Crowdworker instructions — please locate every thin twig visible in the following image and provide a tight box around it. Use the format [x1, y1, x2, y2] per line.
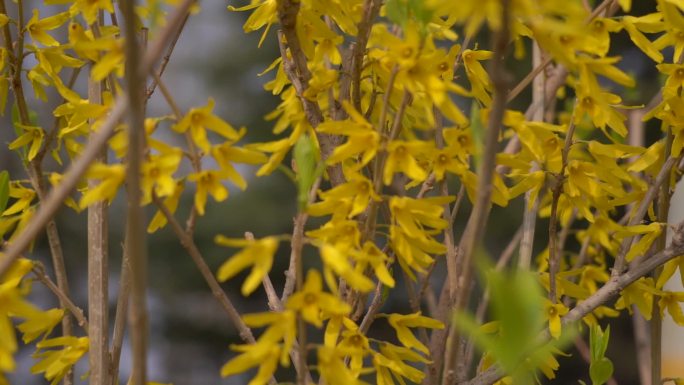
[31, 262, 88, 331]
[548, 104, 578, 302]
[109, 244, 131, 385]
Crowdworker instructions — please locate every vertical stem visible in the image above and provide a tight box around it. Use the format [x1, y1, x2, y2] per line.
[296, 217, 307, 385]
[519, 42, 545, 270]
[121, 1, 148, 384]
[87, 12, 110, 383]
[652, 126, 673, 385]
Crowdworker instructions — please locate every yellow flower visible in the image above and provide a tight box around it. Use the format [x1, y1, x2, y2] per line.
[285, 270, 351, 327]
[215, 235, 279, 296]
[543, 299, 568, 339]
[320, 244, 374, 293]
[187, 170, 229, 216]
[25, 10, 70, 47]
[373, 342, 430, 385]
[383, 140, 429, 185]
[72, 0, 114, 26]
[79, 163, 126, 209]
[140, 151, 182, 205]
[387, 312, 444, 354]
[31, 336, 89, 385]
[211, 142, 267, 190]
[621, 14, 664, 62]
[462, 49, 493, 106]
[172, 98, 244, 153]
[588, 18, 623, 57]
[658, 291, 684, 326]
[317, 346, 367, 385]
[8, 124, 44, 161]
[350, 242, 396, 288]
[306, 218, 361, 252]
[17, 308, 64, 344]
[228, 0, 278, 48]
[318, 102, 379, 169]
[221, 343, 281, 385]
[615, 277, 658, 319]
[312, 171, 380, 218]
[2, 183, 35, 216]
[147, 181, 184, 233]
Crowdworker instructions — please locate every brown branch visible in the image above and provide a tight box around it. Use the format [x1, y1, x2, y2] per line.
[86, 18, 110, 382]
[121, 0, 148, 383]
[31, 262, 88, 331]
[0, 0, 198, 277]
[349, 0, 381, 111]
[548, 104, 577, 302]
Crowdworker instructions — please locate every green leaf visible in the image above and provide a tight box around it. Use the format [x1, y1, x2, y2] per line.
[469, 103, 484, 172]
[590, 358, 614, 385]
[408, 0, 433, 32]
[386, 0, 409, 27]
[293, 133, 321, 211]
[0, 170, 9, 214]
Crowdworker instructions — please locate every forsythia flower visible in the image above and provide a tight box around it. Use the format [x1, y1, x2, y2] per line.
[387, 312, 444, 354]
[285, 270, 351, 327]
[31, 336, 89, 385]
[187, 170, 229, 216]
[172, 98, 244, 153]
[543, 299, 569, 339]
[215, 235, 279, 296]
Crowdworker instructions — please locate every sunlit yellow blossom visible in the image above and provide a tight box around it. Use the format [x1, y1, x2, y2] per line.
[17, 308, 64, 344]
[543, 299, 568, 339]
[350, 242, 396, 288]
[211, 142, 267, 190]
[2, 184, 35, 216]
[173, 98, 244, 153]
[215, 235, 279, 296]
[285, 270, 351, 327]
[313, 172, 380, 218]
[318, 103, 379, 169]
[187, 170, 229, 216]
[31, 336, 89, 385]
[79, 163, 126, 208]
[383, 140, 429, 185]
[25, 10, 70, 47]
[147, 181, 184, 233]
[462, 49, 493, 106]
[72, 0, 114, 26]
[221, 343, 281, 385]
[8, 124, 44, 161]
[615, 277, 659, 318]
[140, 151, 182, 205]
[621, 14, 664, 62]
[373, 342, 430, 385]
[320, 244, 374, 292]
[317, 346, 367, 385]
[387, 312, 444, 354]
[306, 218, 361, 252]
[588, 18, 623, 57]
[68, 22, 98, 61]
